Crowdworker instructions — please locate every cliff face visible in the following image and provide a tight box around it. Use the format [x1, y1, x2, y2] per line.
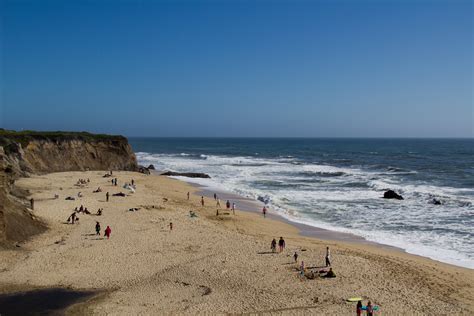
[0, 130, 138, 246]
[1, 131, 138, 176]
[0, 146, 46, 246]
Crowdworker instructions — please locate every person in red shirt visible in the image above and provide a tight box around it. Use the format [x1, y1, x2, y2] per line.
[104, 226, 111, 239]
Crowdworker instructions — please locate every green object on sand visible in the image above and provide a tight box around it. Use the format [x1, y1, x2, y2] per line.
[347, 297, 363, 302]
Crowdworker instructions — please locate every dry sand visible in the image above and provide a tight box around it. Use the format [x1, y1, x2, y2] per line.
[0, 171, 473, 315]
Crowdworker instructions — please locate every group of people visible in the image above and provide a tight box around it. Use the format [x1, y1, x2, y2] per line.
[95, 221, 112, 239]
[75, 205, 90, 214]
[102, 171, 114, 178]
[75, 178, 90, 186]
[213, 194, 236, 215]
[299, 247, 336, 280]
[357, 300, 375, 316]
[270, 239, 336, 282]
[271, 237, 286, 252]
[67, 205, 104, 223]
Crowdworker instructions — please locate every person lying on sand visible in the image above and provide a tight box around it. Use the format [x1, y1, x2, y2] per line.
[322, 267, 336, 278]
[93, 187, 102, 193]
[96, 208, 103, 216]
[189, 210, 197, 217]
[113, 192, 126, 197]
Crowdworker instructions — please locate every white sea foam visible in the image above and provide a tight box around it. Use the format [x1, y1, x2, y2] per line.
[136, 152, 474, 269]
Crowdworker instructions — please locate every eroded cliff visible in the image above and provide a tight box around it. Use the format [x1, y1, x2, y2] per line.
[0, 130, 138, 246]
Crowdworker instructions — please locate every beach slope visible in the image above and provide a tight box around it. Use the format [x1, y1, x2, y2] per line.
[0, 171, 472, 314]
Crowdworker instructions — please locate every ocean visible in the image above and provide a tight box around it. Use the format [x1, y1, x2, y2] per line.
[129, 138, 474, 269]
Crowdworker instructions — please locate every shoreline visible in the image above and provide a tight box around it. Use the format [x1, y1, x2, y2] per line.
[194, 185, 400, 250]
[0, 170, 472, 314]
[172, 176, 464, 266]
[178, 175, 473, 273]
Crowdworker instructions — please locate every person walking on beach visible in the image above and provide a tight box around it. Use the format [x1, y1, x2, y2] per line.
[232, 202, 236, 215]
[201, 196, 205, 207]
[356, 301, 363, 316]
[106, 192, 109, 202]
[216, 199, 221, 208]
[366, 301, 373, 316]
[104, 226, 111, 239]
[299, 260, 305, 280]
[226, 200, 230, 210]
[213, 193, 217, 200]
[169, 222, 173, 232]
[325, 246, 331, 267]
[95, 222, 101, 235]
[271, 238, 277, 253]
[187, 192, 190, 200]
[293, 252, 298, 262]
[262, 206, 267, 218]
[278, 237, 285, 252]
[30, 198, 34, 210]
[68, 212, 77, 224]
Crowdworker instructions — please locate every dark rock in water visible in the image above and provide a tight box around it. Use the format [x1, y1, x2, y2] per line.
[138, 166, 151, 175]
[383, 190, 403, 200]
[257, 195, 271, 204]
[147, 164, 155, 170]
[431, 198, 442, 205]
[161, 171, 211, 178]
[459, 201, 472, 207]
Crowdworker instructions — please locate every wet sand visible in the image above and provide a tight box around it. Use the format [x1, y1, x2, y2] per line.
[195, 186, 397, 248]
[0, 171, 472, 315]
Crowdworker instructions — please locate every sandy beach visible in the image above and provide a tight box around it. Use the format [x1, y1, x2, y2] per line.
[0, 171, 473, 315]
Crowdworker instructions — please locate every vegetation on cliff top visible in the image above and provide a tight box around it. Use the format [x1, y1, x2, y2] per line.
[0, 129, 127, 148]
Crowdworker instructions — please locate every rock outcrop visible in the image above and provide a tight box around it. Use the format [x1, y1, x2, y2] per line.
[0, 130, 138, 246]
[161, 171, 211, 178]
[138, 166, 151, 175]
[383, 190, 404, 200]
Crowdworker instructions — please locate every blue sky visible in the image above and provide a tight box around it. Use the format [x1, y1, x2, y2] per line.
[1, 0, 472, 137]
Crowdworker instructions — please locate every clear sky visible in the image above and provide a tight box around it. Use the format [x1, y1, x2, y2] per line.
[1, 0, 472, 137]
